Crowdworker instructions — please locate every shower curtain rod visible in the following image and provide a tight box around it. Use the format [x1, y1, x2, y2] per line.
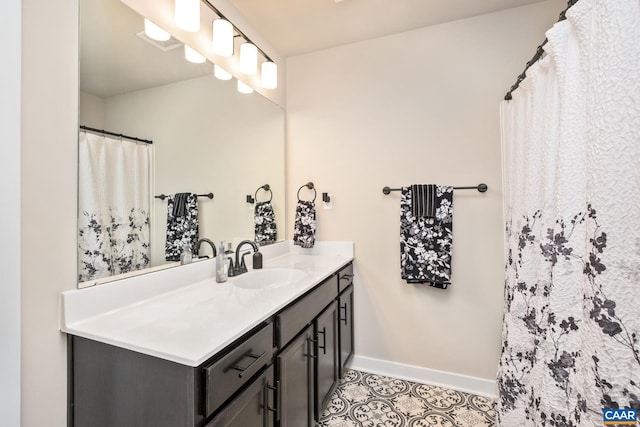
[80, 125, 153, 145]
[504, 0, 579, 101]
[382, 184, 488, 194]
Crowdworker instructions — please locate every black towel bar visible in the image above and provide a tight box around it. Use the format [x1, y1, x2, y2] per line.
[155, 193, 214, 200]
[382, 184, 487, 195]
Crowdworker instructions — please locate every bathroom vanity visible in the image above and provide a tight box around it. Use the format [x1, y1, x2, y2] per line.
[61, 242, 354, 427]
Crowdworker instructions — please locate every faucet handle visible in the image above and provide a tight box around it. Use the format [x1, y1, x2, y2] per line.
[239, 252, 251, 273]
[227, 257, 236, 277]
[253, 251, 263, 269]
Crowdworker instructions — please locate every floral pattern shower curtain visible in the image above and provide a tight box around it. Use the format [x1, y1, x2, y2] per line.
[498, 0, 640, 425]
[78, 132, 151, 282]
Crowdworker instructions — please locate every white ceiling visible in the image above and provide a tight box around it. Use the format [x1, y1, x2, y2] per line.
[226, 0, 550, 57]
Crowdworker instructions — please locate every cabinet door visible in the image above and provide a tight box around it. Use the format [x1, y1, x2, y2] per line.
[338, 285, 354, 377]
[315, 301, 338, 420]
[276, 325, 314, 427]
[206, 365, 275, 427]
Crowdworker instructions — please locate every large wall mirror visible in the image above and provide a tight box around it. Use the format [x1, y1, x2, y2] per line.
[78, 0, 285, 288]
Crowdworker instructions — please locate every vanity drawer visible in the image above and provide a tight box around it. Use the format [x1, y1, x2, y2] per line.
[337, 263, 353, 294]
[276, 276, 337, 348]
[203, 322, 274, 418]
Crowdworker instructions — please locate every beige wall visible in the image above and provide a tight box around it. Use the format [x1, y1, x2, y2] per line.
[21, 0, 78, 426]
[0, 0, 21, 423]
[286, 1, 562, 381]
[79, 91, 106, 128]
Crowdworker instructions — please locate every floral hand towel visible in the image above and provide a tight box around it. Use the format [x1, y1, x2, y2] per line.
[165, 193, 199, 261]
[400, 185, 454, 288]
[293, 200, 316, 249]
[254, 201, 277, 246]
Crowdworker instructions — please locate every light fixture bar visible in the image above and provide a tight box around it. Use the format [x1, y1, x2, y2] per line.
[201, 0, 273, 63]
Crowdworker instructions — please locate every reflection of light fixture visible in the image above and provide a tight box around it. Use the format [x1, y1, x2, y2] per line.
[237, 80, 253, 94]
[144, 19, 170, 41]
[239, 43, 258, 75]
[261, 61, 278, 89]
[172, 0, 278, 92]
[184, 45, 206, 63]
[212, 19, 233, 57]
[175, 0, 200, 32]
[214, 64, 232, 80]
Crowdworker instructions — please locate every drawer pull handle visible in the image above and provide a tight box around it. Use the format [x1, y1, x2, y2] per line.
[228, 351, 266, 378]
[339, 273, 353, 281]
[340, 304, 348, 325]
[317, 327, 327, 355]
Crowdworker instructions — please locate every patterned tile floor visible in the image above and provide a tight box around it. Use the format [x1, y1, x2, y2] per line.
[317, 370, 496, 427]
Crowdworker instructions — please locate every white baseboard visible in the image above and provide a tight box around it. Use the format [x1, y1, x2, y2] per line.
[348, 355, 498, 399]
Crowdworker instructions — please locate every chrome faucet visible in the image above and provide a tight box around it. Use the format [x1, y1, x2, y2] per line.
[229, 240, 263, 276]
[196, 238, 217, 259]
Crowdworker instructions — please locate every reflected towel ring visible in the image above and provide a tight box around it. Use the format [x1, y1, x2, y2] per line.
[254, 184, 272, 203]
[297, 182, 316, 203]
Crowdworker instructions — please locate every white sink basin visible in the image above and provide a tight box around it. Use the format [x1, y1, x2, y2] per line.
[231, 268, 307, 289]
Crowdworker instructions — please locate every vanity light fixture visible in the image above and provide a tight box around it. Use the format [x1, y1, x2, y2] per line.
[175, 0, 200, 32]
[144, 19, 170, 41]
[212, 19, 234, 56]
[237, 80, 254, 94]
[184, 45, 206, 63]
[239, 42, 258, 75]
[261, 61, 277, 89]
[214, 64, 232, 80]
[173, 0, 278, 91]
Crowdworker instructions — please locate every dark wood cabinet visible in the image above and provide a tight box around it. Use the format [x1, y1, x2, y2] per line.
[276, 325, 314, 427]
[314, 301, 339, 421]
[338, 284, 354, 377]
[70, 262, 355, 427]
[203, 323, 273, 418]
[206, 365, 275, 427]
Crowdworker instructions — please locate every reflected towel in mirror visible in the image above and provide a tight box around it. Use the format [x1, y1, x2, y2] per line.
[165, 193, 199, 261]
[254, 201, 277, 246]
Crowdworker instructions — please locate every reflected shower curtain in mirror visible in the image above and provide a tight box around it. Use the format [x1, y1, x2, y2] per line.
[78, 132, 151, 282]
[498, 0, 640, 425]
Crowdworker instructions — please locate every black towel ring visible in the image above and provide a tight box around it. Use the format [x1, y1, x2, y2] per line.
[297, 182, 316, 203]
[254, 184, 272, 203]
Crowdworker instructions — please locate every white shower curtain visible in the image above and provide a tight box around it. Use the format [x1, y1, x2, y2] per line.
[78, 131, 151, 282]
[498, 0, 640, 425]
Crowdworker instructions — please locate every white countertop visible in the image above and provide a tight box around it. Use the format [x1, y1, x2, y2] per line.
[60, 241, 353, 366]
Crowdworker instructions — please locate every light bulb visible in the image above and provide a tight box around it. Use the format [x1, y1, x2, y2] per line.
[144, 19, 170, 41]
[214, 64, 232, 80]
[237, 80, 253, 94]
[212, 19, 234, 57]
[184, 45, 206, 63]
[239, 42, 258, 75]
[174, 0, 200, 32]
[261, 61, 277, 89]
